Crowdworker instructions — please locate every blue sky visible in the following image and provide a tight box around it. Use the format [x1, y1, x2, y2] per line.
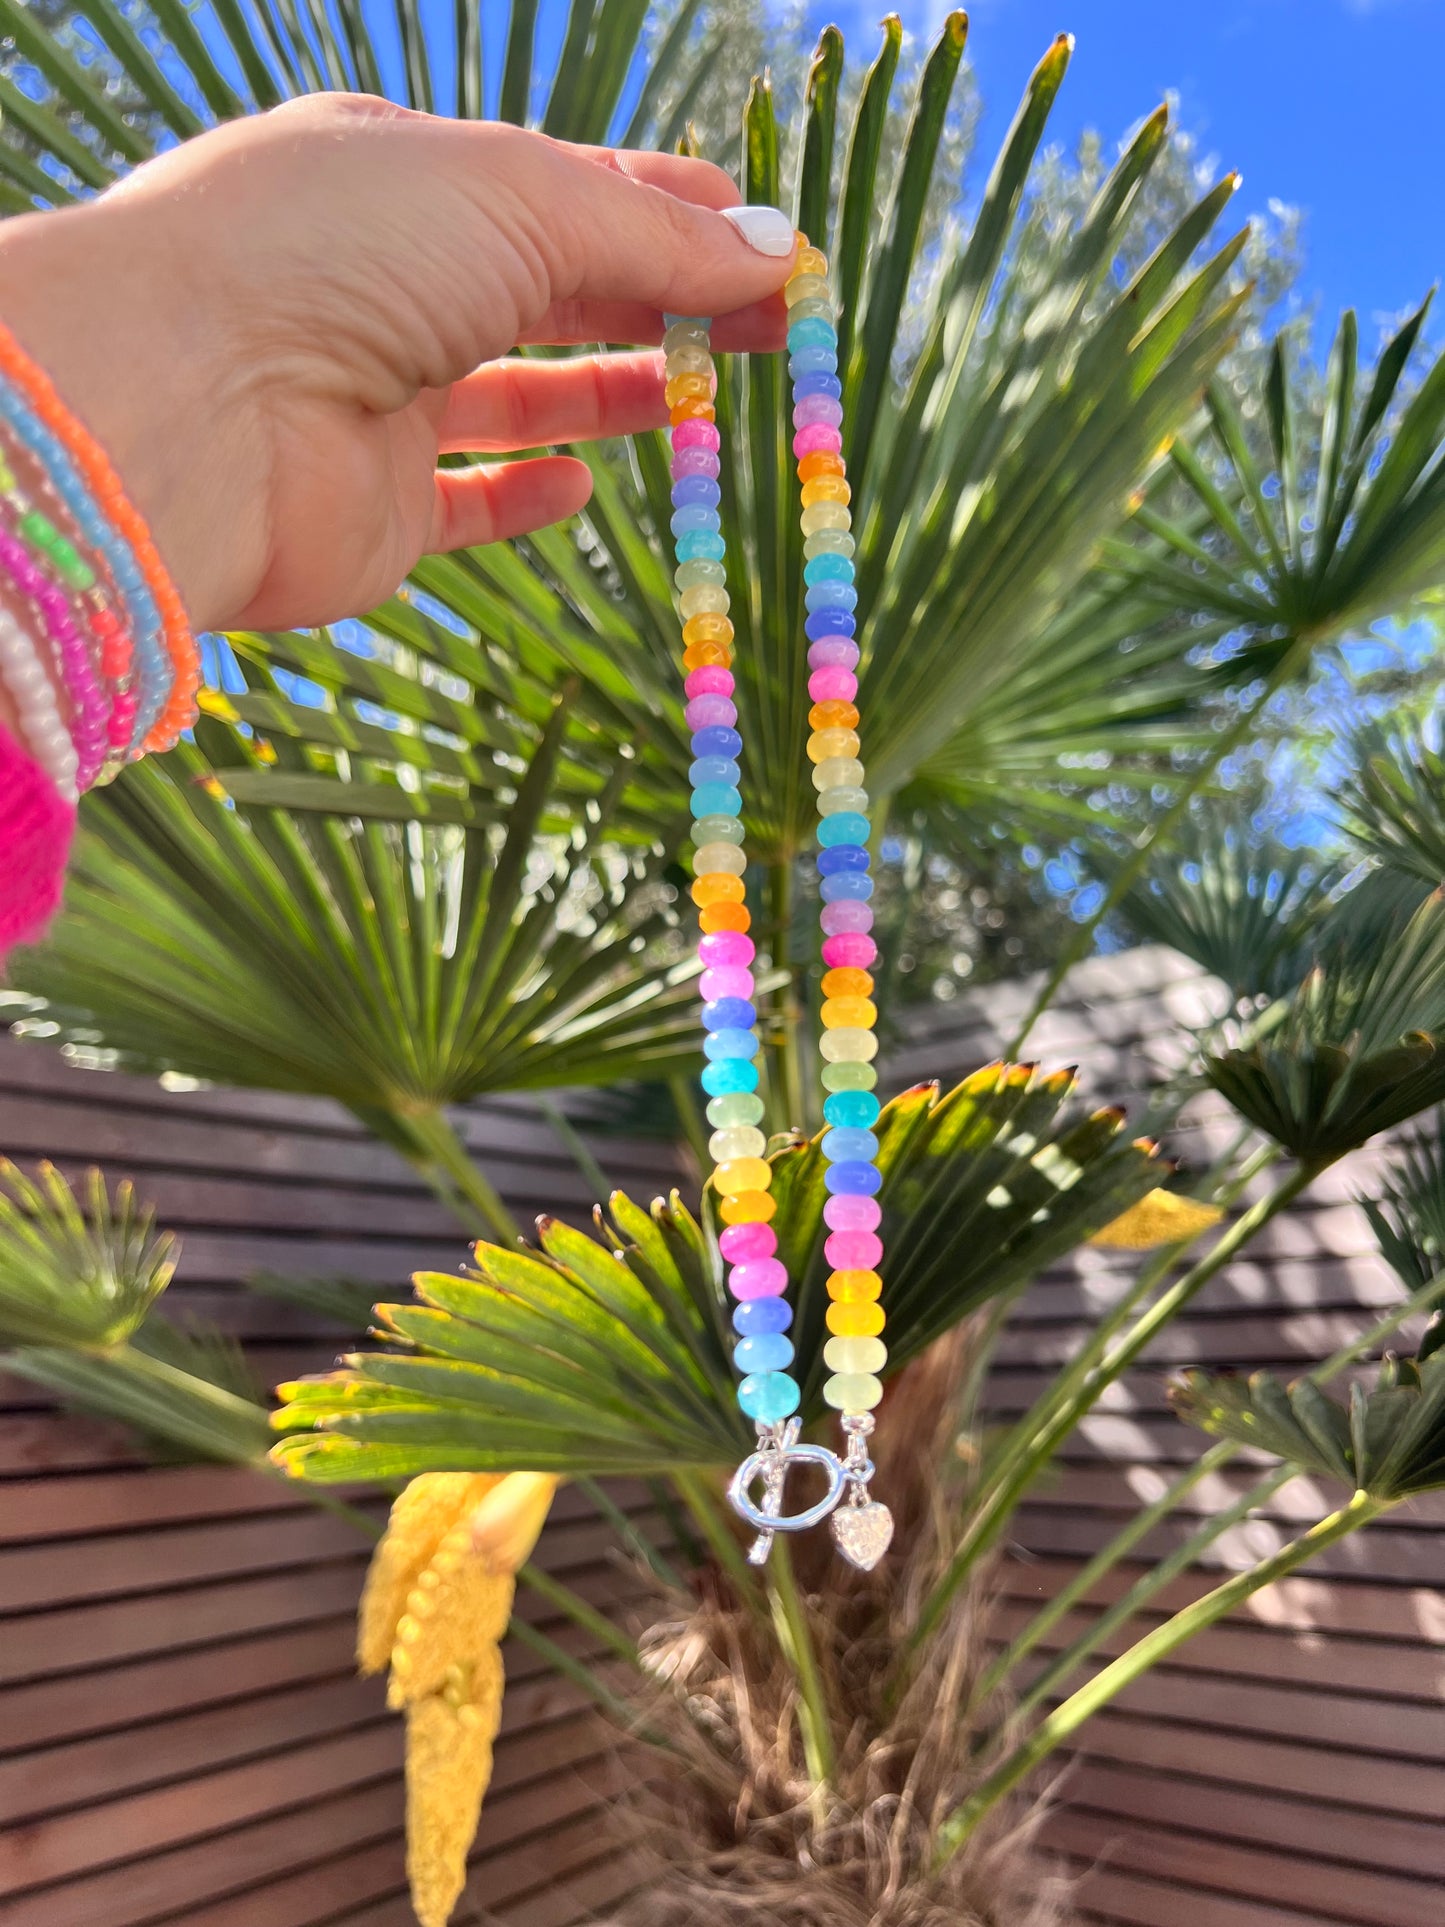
[804, 0, 1443, 341]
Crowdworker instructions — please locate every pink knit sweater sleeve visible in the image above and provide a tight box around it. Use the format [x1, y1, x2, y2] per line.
[0, 719, 74, 960]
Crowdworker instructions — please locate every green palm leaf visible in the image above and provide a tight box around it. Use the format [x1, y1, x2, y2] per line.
[1340, 720, 1445, 886]
[270, 1064, 1162, 1481]
[0, 1158, 176, 1347]
[1362, 1111, 1445, 1295]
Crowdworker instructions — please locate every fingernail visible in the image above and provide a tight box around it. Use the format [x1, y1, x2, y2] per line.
[719, 205, 797, 258]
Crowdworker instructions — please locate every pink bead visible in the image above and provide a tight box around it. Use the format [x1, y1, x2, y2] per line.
[822, 932, 879, 970]
[671, 447, 721, 478]
[808, 637, 859, 669]
[720, 1222, 777, 1263]
[821, 900, 873, 935]
[699, 932, 754, 968]
[826, 1230, 883, 1270]
[824, 1194, 882, 1231]
[686, 696, 737, 730]
[728, 1257, 788, 1300]
[672, 419, 720, 451]
[685, 667, 734, 698]
[793, 395, 844, 429]
[793, 423, 843, 458]
[699, 965, 754, 1002]
[809, 668, 858, 702]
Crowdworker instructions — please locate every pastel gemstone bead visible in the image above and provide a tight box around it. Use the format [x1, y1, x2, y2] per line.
[691, 784, 742, 818]
[818, 814, 870, 849]
[738, 1371, 800, 1423]
[692, 873, 744, 907]
[676, 531, 725, 562]
[671, 505, 720, 537]
[699, 966, 754, 1002]
[824, 1336, 887, 1376]
[672, 475, 721, 507]
[827, 1268, 882, 1301]
[786, 273, 831, 307]
[694, 814, 744, 845]
[805, 530, 855, 558]
[801, 503, 852, 535]
[709, 1126, 767, 1162]
[814, 759, 865, 793]
[821, 1060, 878, 1093]
[702, 998, 756, 1033]
[822, 1127, 879, 1164]
[694, 842, 746, 877]
[733, 1296, 792, 1335]
[794, 397, 844, 432]
[808, 727, 860, 764]
[803, 552, 852, 584]
[704, 1029, 757, 1062]
[685, 664, 733, 695]
[789, 348, 838, 377]
[820, 897, 874, 931]
[692, 726, 742, 758]
[824, 1193, 882, 1231]
[715, 1157, 772, 1196]
[698, 932, 754, 968]
[806, 611, 855, 640]
[690, 756, 739, 787]
[702, 1060, 760, 1096]
[823, 1372, 883, 1412]
[734, 1333, 795, 1375]
[809, 658, 858, 694]
[795, 424, 843, 459]
[826, 1229, 884, 1269]
[821, 873, 873, 904]
[806, 582, 856, 613]
[680, 586, 731, 620]
[719, 1219, 776, 1262]
[822, 932, 878, 968]
[788, 315, 837, 349]
[817, 845, 869, 874]
[826, 1299, 885, 1337]
[709, 1091, 766, 1130]
[825, 1159, 882, 1195]
[823, 1090, 880, 1128]
[672, 419, 720, 450]
[820, 1029, 879, 1066]
[676, 559, 726, 588]
[729, 1257, 788, 1300]
[686, 697, 736, 731]
[671, 447, 719, 478]
[793, 371, 842, 399]
[721, 1188, 774, 1224]
[823, 997, 877, 1031]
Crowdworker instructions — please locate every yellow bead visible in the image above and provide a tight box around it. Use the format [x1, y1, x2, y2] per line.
[785, 272, 831, 307]
[822, 996, 877, 1030]
[692, 873, 745, 907]
[825, 1299, 885, 1337]
[826, 1268, 882, 1302]
[709, 1127, 767, 1162]
[822, 967, 873, 999]
[801, 475, 851, 507]
[823, 1371, 883, 1411]
[694, 842, 746, 876]
[679, 585, 730, 619]
[665, 372, 713, 405]
[823, 1336, 887, 1375]
[820, 1028, 878, 1063]
[800, 503, 852, 536]
[808, 727, 861, 764]
[795, 246, 828, 279]
[813, 757, 866, 792]
[714, 1157, 772, 1197]
[665, 346, 712, 377]
[683, 614, 734, 648]
[721, 1189, 775, 1224]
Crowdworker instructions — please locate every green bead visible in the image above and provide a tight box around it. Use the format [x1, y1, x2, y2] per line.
[707, 1092, 765, 1129]
[788, 296, 835, 325]
[822, 1370, 883, 1412]
[821, 1061, 878, 1093]
[52, 540, 94, 590]
[823, 1335, 887, 1375]
[818, 786, 869, 817]
[694, 814, 744, 845]
[19, 509, 51, 546]
[675, 559, 726, 590]
[804, 531, 856, 559]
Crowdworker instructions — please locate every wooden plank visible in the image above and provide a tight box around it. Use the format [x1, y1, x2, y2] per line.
[1071, 1864, 1345, 1927]
[0, 1412, 147, 1477]
[0, 1467, 323, 1543]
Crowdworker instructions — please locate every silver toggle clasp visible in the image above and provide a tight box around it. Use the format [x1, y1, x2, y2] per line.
[727, 1418, 848, 1564]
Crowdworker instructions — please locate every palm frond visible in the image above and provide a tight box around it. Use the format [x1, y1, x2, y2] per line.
[1363, 1111, 1445, 1294]
[1340, 720, 1445, 886]
[0, 1159, 176, 1347]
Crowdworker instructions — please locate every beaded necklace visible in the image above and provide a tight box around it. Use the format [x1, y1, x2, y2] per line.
[665, 236, 893, 1573]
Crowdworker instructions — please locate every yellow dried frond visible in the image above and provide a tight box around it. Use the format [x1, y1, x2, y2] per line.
[468, 1470, 559, 1575]
[1089, 1188, 1225, 1250]
[357, 1472, 500, 1674]
[404, 1653, 504, 1927]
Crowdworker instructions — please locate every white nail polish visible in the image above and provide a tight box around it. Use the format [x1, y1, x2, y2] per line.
[719, 204, 796, 258]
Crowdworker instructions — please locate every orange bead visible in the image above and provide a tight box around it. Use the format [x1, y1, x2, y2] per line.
[669, 397, 715, 423]
[801, 475, 851, 507]
[822, 966, 874, 1000]
[826, 1268, 883, 1301]
[798, 451, 846, 483]
[665, 373, 713, 406]
[700, 901, 751, 934]
[826, 1299, 885, 1336]
[683, 640, 732, 672]
[795, 245, 828, 278]
[682, 614, 735, 648]
[809, 700, 860, 732]
[721, 1190, 776, 1225]
[691, 873, 745, 907]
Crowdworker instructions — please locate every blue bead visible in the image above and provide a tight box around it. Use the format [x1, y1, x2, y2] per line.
[702, 1059, 760, 1096]
[689, 756, 740, 788]
[806, 582, 858, 613]
[789, 348, 838, 377]
[820, 872, 874, 902]
[691, 726, 743, 760]
[805, 611, 855, 639]
[804, 555, 855, 587]
[818, 812, 870, 847]
[691, 784, 743, 819]
[733, 1296, 793, 1335]
[734, 1333, 795, 1375]
[670, 504, 721, 537]
[822, 1128, 880, 1164]
[675, 531, 726, 562]
[823, 1091, 881, 1129]
[793, 372, 842, 401]
[671, 476, 721, 508]
[703, 1028, 758, 1061]
[824, 1160, 882, 1196]
[738, 1371, 800, 1423]
[787, 316, 837, 351]
[702, 997, 757, 1031]
[817, 844, 870, 875]
[664, 312, 711, 326]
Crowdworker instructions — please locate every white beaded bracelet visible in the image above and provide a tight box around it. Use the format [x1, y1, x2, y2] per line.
[0, 603, 78, 803]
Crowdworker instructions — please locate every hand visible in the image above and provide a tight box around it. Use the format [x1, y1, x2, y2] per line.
[0, 96, 796, 633]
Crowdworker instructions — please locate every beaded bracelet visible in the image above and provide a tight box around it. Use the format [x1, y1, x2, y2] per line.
[666, 238, 894, 1573]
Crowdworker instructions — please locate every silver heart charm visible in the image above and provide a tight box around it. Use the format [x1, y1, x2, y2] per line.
[830, 1499, 893, 1571]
